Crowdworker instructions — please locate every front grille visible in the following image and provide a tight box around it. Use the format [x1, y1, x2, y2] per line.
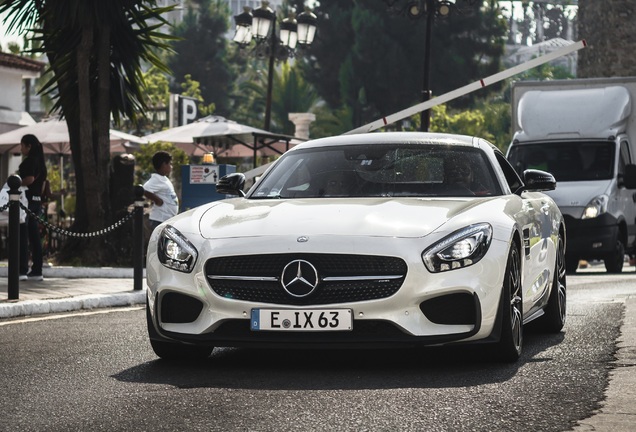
[205, 253, 407, 305]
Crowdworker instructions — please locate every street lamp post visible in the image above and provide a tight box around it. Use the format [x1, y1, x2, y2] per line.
[422, 0, 435, 132]
[385, 0, 475, 131]
[233, 1, 317, 132]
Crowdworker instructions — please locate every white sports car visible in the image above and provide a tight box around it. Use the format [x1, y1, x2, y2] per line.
[146, 132, 566, 362]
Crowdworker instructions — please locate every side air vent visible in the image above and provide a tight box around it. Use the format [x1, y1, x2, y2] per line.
[420, 292, 478, 326]
[160, 292, 204, 324]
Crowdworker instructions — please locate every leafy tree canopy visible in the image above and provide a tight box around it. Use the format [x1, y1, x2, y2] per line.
[168, 0, 235, 116]
[180, 73, 216, 117]
[293, 0, 508, 132]
[232, 60, 320, 134]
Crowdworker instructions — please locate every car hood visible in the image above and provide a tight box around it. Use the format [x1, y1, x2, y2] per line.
[544, 180, 611, 207]
[197, 197, 495, 239]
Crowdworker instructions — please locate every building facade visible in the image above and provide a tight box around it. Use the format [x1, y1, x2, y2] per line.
[0, 52, 45, 184]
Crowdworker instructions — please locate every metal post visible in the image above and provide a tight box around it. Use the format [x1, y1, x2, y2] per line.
[133, 185, 145, 291]
[7, 175, 22, 300]
[264, 19, 277, 132]
[420, 0, 435, 132]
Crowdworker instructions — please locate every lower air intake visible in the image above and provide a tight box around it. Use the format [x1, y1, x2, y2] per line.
[160, 292, 203, 324]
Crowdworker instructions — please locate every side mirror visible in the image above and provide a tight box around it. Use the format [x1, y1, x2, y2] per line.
[216, 173, 246, 197]
[522, 169, 556, 192]
[621, 164, 636, 189]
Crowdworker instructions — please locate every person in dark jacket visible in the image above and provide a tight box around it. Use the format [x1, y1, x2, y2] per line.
[19, 134, 47, 281]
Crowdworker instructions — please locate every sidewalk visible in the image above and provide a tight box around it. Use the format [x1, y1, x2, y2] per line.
[573, 296, 636, 432]
[0, 265, 146, 319]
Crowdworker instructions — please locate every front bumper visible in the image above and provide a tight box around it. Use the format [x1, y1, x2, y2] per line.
[146, 234, 510, 349]
[148, 291, 484, 349]
[563, 213, 619, 259]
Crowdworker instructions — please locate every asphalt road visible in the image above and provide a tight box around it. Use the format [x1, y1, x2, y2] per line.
[0, 273, 632, 432]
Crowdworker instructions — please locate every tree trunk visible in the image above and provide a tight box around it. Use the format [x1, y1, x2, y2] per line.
[57, 23, 117, 265]
[8, 0, 171, 266]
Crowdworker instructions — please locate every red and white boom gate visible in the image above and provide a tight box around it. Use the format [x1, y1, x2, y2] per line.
[345, 39, 587, 135]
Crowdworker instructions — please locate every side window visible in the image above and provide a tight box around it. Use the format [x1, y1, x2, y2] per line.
[495, 152, 523, 194]
[619, 141, 632, 175]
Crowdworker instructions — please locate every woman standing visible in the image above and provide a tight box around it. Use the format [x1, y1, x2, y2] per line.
[19, 134, 47, 281]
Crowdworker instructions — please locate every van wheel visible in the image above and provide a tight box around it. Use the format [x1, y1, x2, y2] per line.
[604, 239, 625, 273]
[565, 256, 579, 274]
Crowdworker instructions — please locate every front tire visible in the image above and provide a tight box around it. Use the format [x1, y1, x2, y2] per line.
[604, 238, 625, 273]
[493, 246, 523, 362]
[534, 233, 566, 332]
[146, 303, 214, 361]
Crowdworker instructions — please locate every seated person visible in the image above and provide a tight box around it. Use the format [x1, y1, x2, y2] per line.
[444, 158, 490, 196]
[321, 171, 350, 197]
[445, 158, 474, 190]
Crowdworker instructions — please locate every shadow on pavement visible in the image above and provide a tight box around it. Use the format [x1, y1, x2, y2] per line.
[113, 331, 565, 391]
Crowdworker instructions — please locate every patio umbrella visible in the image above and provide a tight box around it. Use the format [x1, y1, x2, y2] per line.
[0, 118, 147, 209]
[145, 115, 298, 165]
[0, 118, 147, 155]
[144, 115, 267, 145]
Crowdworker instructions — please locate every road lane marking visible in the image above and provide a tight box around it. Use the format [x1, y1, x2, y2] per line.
[0, 306, 143, 326]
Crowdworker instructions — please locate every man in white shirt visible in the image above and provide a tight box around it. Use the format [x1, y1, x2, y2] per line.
[143, 151, 179, 230]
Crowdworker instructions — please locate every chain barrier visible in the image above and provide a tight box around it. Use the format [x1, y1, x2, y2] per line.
[17, 202, 135, 238]
[3, 180, 146, 297]
[2, 188, 139, 238]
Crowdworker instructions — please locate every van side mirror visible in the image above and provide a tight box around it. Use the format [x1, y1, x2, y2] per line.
[216, 173, 246, 197]
[522, 169, 556, 192]
[622, 164, 636, 189]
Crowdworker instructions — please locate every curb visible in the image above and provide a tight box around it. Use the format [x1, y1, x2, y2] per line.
[0, 266, 145, 279]
[573, 296, 636, 431]
[0, 290, 146, 319]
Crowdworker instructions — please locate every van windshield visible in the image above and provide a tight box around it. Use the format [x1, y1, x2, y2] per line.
[507, 141, 615, 181]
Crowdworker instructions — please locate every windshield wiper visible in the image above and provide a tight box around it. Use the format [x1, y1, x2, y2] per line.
[249, 194, 282, 199]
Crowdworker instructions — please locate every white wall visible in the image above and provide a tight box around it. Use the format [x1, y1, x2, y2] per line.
[0, 66, 26, 112]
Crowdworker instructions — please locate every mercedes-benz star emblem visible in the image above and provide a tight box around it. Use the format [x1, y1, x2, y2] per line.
[281, 259, 319, 297]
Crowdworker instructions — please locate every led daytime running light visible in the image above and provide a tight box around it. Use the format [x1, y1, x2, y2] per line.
[422, 223, 492, 273]
[159, 226, 198, 273]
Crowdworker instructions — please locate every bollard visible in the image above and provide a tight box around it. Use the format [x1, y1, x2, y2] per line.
[7, 175, 22, 300]
[133, 185, 145, 291]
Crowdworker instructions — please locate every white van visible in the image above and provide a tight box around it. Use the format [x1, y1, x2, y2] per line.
[507, 78, 636, 273]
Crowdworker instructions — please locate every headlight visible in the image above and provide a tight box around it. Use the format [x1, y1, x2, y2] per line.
[422, 223, 493, 273]
[158, 226, 198, 273]
[582, 194, 608, 219]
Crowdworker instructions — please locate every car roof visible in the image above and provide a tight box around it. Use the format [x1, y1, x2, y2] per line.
[291, 132, 490, 152]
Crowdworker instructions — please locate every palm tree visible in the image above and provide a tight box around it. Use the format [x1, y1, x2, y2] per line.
[234, 61, 320, 135]
[0, 0, 175, 265]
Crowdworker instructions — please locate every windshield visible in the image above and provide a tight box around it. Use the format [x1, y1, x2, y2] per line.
[508, 141, 615, 181]
[249, 144, 502, 199]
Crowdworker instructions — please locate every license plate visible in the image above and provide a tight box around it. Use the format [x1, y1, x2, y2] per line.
[251, 309, 352, 331]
